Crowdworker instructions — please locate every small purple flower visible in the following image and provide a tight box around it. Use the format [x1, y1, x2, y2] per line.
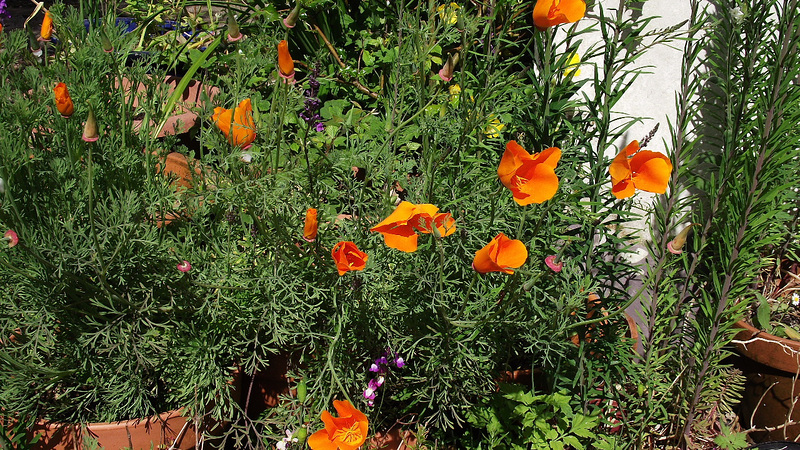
[394, 357, 405, 368]
[300, 64, 325, 132]
[0, 0, 11, 23]
[376, 356, 388, 365]
[369, 363, 380, 372]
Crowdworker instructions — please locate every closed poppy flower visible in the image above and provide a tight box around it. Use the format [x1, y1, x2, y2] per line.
[532, 0, 586, 30]
[53, 82, 74, 118]
[212, 98, 256, 148]
[609, 140, 673, 199]
[370, 201, 456, 252]
[498, 140, 561, 205]
[331, 241, 368, 275]
[277, 40, 295, 81]
[473, 233, 528, 274]
[40, 11, 53, 40]
[308, 400, 369, 450]
[303, 208, 318, 242]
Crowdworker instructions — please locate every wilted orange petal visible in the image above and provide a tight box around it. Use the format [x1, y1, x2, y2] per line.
[630, 150, 672, 194]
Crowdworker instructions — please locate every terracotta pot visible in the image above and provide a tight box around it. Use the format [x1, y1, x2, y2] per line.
[120, 76, 219, 138]
[28, 409, 198, 450]
[368, 427, 418, 450]
[733, 320, 800, 442]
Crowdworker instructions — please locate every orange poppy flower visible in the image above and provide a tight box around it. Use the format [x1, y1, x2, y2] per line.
[472, 233, 528, 274]
[53, 82, 74, 118]
[498, 141, 561, 205]
[609, 140, 673, 199]
[212, 98, 256, 148]
[370, 201, 456, 252]
[40, 11, 53, 40]
[277, 40, 295, 81]
[308, 400, 369, 450]
[303, 208, 318, 242]
[331, 241, 368, 275]
[532, 0, 586, 30]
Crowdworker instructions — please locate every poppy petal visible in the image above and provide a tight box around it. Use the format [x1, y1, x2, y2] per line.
[630, 150, 672, 194]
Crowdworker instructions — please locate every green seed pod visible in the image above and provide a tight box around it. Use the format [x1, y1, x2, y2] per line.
[296, 379, 307, 403]
[294, 425, 307, 442]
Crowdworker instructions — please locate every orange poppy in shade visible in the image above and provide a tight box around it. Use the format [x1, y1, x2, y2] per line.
[308, 400, 369, 450]
[212, 98, 256, 148]
[370, 201, 456, 252]
[331, 241, 368, 275]
[40, 11, 53, 40]
[53, 82, 74, 118]
[277, 40, 295, 81]
[532, 0, 586, 30]
[498, 141, 561, 205]
[303, 208, 318, 242]
[609, 140, 673, 199]
[473, 233, 528, 274]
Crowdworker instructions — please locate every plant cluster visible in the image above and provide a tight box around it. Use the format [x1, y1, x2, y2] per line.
[0, 0, 798, 448]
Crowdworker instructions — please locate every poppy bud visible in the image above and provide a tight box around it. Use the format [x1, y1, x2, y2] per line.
[28, 26, 42, 56]
[283, 3, 302, 29]
[101, 32, 113, 52]
[277, 40, 295, 82]
[667, 223, 700, 255]
[294, 426, 307, 442]
[303, 208, 318, 242]
[40, 11, 53, 41]
[226, 10, 242, 42]
[438, 52, 458, 82]
[53, 82, 74, 118]
[296, 379, 307, 403]
[82, 104, 99, 142]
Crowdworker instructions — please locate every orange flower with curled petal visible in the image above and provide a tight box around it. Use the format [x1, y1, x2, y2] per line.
[498, 141, 561, 205]
[303, 208, 318, 242]
[308, 400, 369, 450]
[609, 140, 673, 199]
[212, 98, 256, 148]
[331, 241, 368, 275]
[370, 201, 456, 252]
[473, 233, 528, 274]
[40, 11, 53, 40]
[277, 40, 295, 81]
[54, 82, 74, 118]
[533, 0, 586, 30]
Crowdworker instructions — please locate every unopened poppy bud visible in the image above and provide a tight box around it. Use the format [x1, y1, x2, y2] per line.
[40, 11, 53, 41]
[101, 32, 113, 52]
[277, 40, 295, 83]
[226, 10, 242, 42]
[82, 104, 99, 142]
[667, 223, 700, 255]
[283, 3, 302, 29]
[294, 426, 307, 442]
[296, 379, 307, 403]
[438, 52, 458, 82]
[28, 27, 42, 56]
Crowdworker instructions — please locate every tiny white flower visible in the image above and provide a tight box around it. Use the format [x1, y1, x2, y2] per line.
[792, 293, 799, 307]
[731, 6, 744, 22]
[0, 177, 5, 194]
[276, 441, 287, 450]
[241, 152, 253, 163]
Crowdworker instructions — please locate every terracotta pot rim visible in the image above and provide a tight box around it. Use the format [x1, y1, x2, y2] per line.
[733, 319, 800, 374]
[36, 407, 190, 429]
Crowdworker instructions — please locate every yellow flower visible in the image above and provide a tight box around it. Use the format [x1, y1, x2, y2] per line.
[564, 52, 581, 78]
[484, 116, 505, 138]
[436, 3, 460, 25]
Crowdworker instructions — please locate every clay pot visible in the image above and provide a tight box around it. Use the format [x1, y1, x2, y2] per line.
[368, 427, 418, 450]
[28, 409, 198, 450]
[733, 320, 800, 442]
[120, 76, 219, 138]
